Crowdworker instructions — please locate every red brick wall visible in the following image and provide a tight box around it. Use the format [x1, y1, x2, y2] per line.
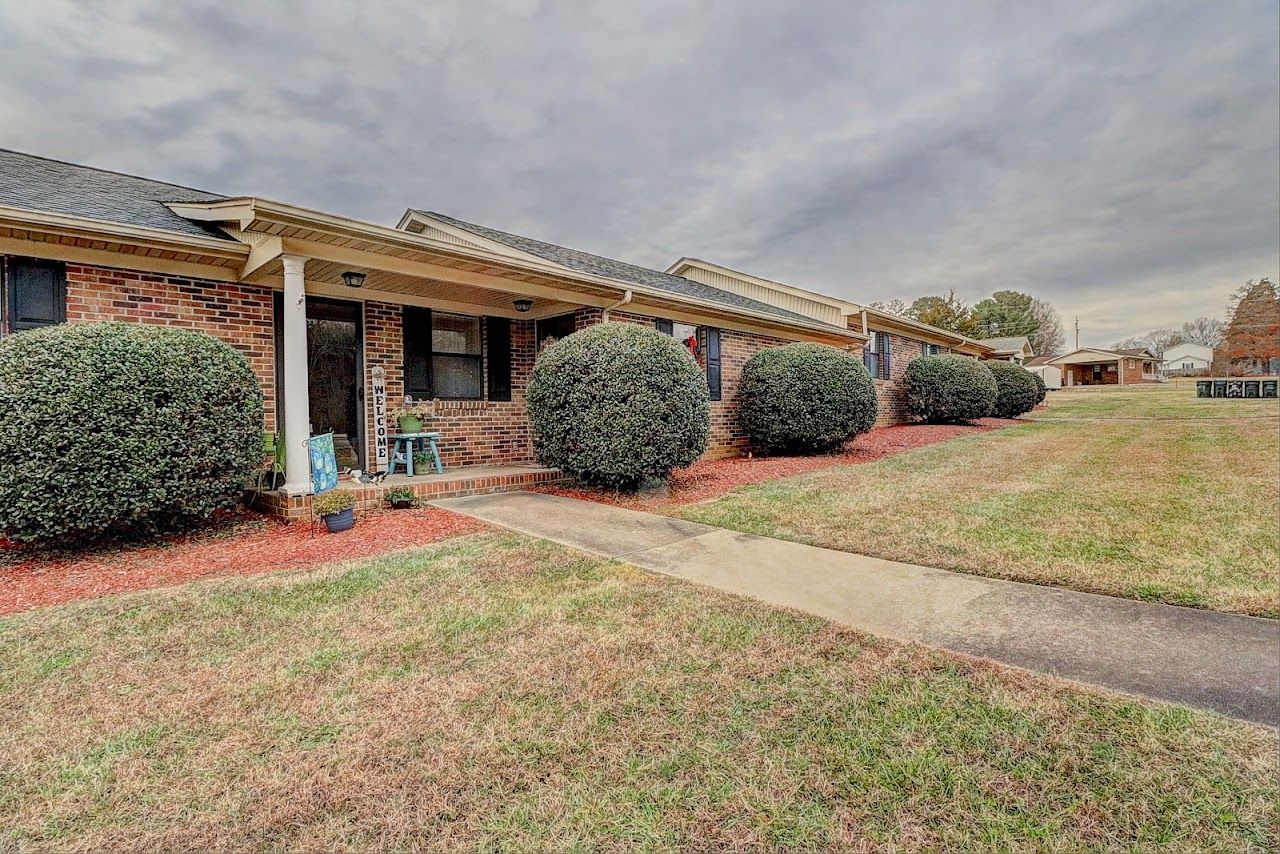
[363, 301, 536, 469]
[1120, 357, 1160, 384]
[860, 326, 956, 426]
[64, 264, 277, 428]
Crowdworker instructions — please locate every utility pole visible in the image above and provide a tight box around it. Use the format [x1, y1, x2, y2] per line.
[1074, 316, 1079, 349]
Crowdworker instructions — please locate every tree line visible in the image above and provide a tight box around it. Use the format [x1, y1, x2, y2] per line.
[870, 277, 1278, 373]
[1113, 278, 1279, 376]
[870, 289, 1065, 355]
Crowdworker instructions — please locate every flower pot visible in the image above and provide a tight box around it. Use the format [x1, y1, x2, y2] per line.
[322, 507, 355, 533]
[390, 498, 414, 510]
[398, 415, 423, 433]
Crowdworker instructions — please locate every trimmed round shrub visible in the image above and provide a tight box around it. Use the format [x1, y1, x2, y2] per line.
[737, 343, 877, 454]
[904, 354, 997, 423]
[986, 360, 1041, 418]
[526, 322, 709, 488]
[1032, 372, 1048, 404]
[0, 322, 264, 544]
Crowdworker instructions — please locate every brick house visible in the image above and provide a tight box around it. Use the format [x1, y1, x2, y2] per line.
[666, 259, 994, 425]
[977, 336, 1036, 364]
[1, 149, 877, 512]
[1047, 347, 1164, 386]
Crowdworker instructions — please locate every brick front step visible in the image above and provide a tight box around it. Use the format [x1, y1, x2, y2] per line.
[251, 464, 566, 521]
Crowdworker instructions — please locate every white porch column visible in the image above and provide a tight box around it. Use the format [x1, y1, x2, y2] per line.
[281, 254, 312, 495]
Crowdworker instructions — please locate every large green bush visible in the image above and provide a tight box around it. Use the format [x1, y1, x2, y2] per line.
[986, 360, 1041, 418]
[1032, 372, 1048, 404]
[0, 322, 264, 544]
[904, 354, 997, 423]
[526, 323, 709, 488]
[737, 343, 877, 454]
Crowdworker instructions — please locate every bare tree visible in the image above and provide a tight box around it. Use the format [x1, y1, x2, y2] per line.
[868, 298, 908, 316]
[1181, 316, 1225, 348]
[1112, 328, 1183, 357]
[1028, 297, 1065, 355]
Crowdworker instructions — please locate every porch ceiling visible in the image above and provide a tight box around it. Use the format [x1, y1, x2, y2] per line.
[251, 256, 583, 318]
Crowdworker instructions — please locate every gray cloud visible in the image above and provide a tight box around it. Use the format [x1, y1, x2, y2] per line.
[1, 0, 1275, 346]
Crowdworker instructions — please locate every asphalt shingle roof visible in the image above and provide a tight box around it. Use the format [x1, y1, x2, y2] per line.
[0, 148, 230, 240]
[417, 211, 843, 330]
[978, 336, 1031, 352]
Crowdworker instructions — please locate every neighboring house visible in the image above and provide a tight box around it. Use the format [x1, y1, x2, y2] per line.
[978, 336, 1035, 364]
[666, 258, 994, 424]
[1024, 355, 1062, 390]
[0, 149, 866, 513]
[1047, 347, 1163, 386]
[1160, 342, 1213, 376]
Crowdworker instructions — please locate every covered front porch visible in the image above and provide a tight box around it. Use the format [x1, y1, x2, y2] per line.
[1060, 359, 1121, 386]
[255, 464, 566, 520]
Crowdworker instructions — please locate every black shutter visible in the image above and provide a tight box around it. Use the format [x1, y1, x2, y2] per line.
[880, 332, 892, 379]
[655, 318, 673, 335]
[486, 316, 512, 401]
[403, 306, 433, 399]
[705, 327, 722, 401]
[6, 258, 66, 331]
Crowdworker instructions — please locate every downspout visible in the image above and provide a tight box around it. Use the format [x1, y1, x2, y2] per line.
[601, 289, 633, 322]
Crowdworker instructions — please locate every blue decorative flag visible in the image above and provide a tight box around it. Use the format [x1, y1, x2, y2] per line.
[308, 433, 339, 495]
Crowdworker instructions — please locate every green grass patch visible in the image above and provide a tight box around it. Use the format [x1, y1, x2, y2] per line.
[678, 387, 1279, 616]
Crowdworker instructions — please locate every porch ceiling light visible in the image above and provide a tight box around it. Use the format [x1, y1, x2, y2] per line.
[513, 298, 533, 313]
[341, 270, 367, 289]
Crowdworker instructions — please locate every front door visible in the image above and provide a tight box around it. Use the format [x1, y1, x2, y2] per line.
[273, 294, 365, 471]
[306, 298, 364, 470]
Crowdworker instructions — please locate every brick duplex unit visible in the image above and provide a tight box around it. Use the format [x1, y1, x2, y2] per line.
[0, 148, 992, 510]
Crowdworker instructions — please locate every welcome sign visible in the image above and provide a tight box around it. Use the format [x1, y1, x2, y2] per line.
[371, 366, 389, 472]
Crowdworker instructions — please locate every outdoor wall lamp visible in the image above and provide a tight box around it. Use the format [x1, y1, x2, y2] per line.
[513, 298, 533, 312]
[341, 270, 367, 288]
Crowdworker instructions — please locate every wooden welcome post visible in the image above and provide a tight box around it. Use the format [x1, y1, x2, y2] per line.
[371, 366, 390, 473]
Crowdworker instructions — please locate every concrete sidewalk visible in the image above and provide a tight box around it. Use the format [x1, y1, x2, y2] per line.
[433, 491, 1280, 727]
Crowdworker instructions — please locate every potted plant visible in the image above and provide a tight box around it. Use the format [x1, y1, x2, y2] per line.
[313, 490, 356, 533]
[393, 401, 432, 433]
[386, 486, 415, 509]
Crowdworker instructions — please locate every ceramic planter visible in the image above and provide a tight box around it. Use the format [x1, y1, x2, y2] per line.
[398, 415, 423, 433]
[322, 507, 355, 533]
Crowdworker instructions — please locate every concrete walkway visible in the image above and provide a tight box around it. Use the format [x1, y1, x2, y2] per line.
[433, 491, 1280, 727]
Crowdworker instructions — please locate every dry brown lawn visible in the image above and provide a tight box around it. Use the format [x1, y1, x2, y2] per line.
[2, 532, 1276, 851]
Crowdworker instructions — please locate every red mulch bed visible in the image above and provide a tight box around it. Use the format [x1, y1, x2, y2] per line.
[538, 418, 1017, 509]
[0, 508, 483, 617]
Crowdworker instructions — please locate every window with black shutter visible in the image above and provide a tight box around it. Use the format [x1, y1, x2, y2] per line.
[705, 327, 722, 401]
[654, 318, 673, 335]
[4, 257, 66, 332]
[486, 316, 512, 401]
[403, 308, 486, 400]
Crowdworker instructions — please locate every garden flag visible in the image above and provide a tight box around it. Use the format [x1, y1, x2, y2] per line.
[308, 433, 339, 495]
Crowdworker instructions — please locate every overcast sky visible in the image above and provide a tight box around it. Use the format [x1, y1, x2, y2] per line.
[1, 0, 1276, 347]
